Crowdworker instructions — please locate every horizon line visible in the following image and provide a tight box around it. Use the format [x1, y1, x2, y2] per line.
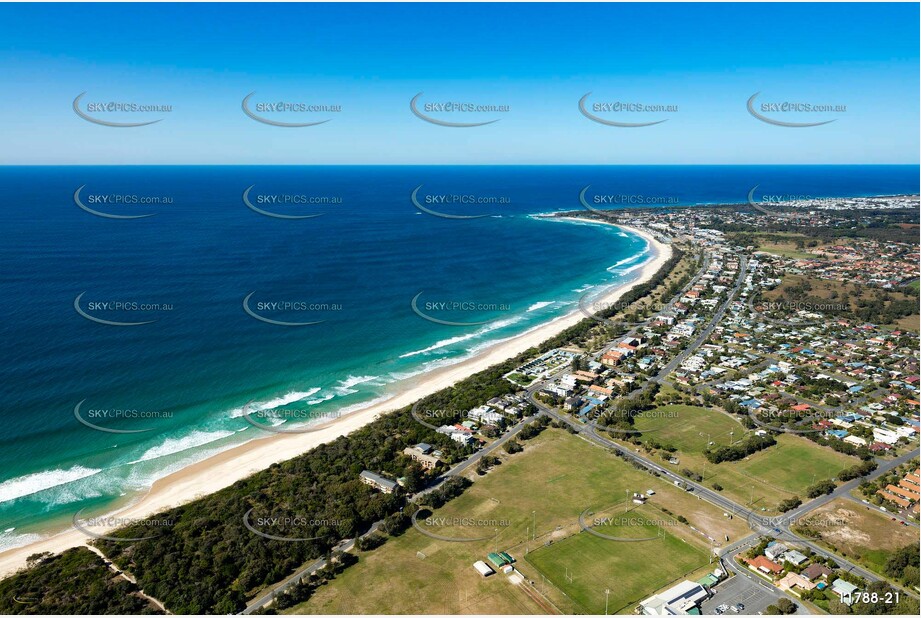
[1, 163, 918, 167]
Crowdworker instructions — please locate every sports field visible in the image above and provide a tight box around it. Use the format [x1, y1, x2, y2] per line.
[285, 429, 749, 614]
[733, 435, 856, 493]
[623, 406, 858, 513]
[525, 523, 709, 614]
[633, 405, 744, 453]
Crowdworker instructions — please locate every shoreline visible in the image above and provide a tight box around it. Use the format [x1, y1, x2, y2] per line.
[0, 221, 672, 578]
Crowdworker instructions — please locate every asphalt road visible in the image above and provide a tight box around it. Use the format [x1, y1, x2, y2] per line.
[242, 526, 374, 614]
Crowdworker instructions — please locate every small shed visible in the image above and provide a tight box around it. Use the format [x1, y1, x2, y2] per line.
[473, 561, 495, 577]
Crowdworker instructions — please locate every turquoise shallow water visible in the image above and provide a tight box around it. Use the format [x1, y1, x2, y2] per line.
[0, 165, 916, 549]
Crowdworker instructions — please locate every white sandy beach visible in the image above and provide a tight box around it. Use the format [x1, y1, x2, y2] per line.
[0, 220, 671, 578]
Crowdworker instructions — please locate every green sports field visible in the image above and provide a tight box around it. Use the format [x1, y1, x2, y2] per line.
[525, 524, 709, 614]
[625, 406, 858, 513]
[633, 405, 744, 453]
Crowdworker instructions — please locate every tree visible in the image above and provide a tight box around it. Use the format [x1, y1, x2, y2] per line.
[806, 479, 836, 498]
[778, 496, 802, 512]
[827, 599, 851, 614]
[775, 597, 797, 614]
[883, 542, 919, 582]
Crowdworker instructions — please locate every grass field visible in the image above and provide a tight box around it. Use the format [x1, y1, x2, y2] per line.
[794, 498, 919, 578]
[746, 233, 825, 259]
[733, 435, 856, 493]
[525, 523, 709, 614]
[756, 242, 817, 259]
[622, 406, 859, 513]
[285, 429, 750, 614]
[634, 405, 744, 453]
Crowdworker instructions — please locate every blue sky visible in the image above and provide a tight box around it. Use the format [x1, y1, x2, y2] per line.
[0, 2, 918, 164]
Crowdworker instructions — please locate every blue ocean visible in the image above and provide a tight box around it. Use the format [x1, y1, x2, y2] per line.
[0, 165, 916, 549]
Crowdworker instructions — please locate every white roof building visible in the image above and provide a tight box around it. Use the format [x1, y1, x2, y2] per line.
[640, 580, 709, 615]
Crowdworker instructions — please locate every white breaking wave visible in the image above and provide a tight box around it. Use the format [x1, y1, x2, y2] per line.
[388, 354, 471, 381]
[399, 316, 525, 359]
[128, 430, 236, 464]
[616, 258, 653, 279]
[333, 375, 381, 396]
[338, 394, 394, 414]
[122, 441, 250, 493]
[0, 529, 43, 553]
[527, 301, 555, 312]
[307, 393, 335, 405]
[228, 388, 322, 418]
[0, 465, 102, 504]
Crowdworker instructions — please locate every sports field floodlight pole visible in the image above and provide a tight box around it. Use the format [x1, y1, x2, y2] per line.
[605, 588, 611, 615]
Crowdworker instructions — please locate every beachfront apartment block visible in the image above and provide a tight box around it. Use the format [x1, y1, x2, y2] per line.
[359, 470, 398, 494]
[403, 444, 440, 471]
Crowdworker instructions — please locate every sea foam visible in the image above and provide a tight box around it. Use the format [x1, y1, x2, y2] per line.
[0, 465, 102, 504]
